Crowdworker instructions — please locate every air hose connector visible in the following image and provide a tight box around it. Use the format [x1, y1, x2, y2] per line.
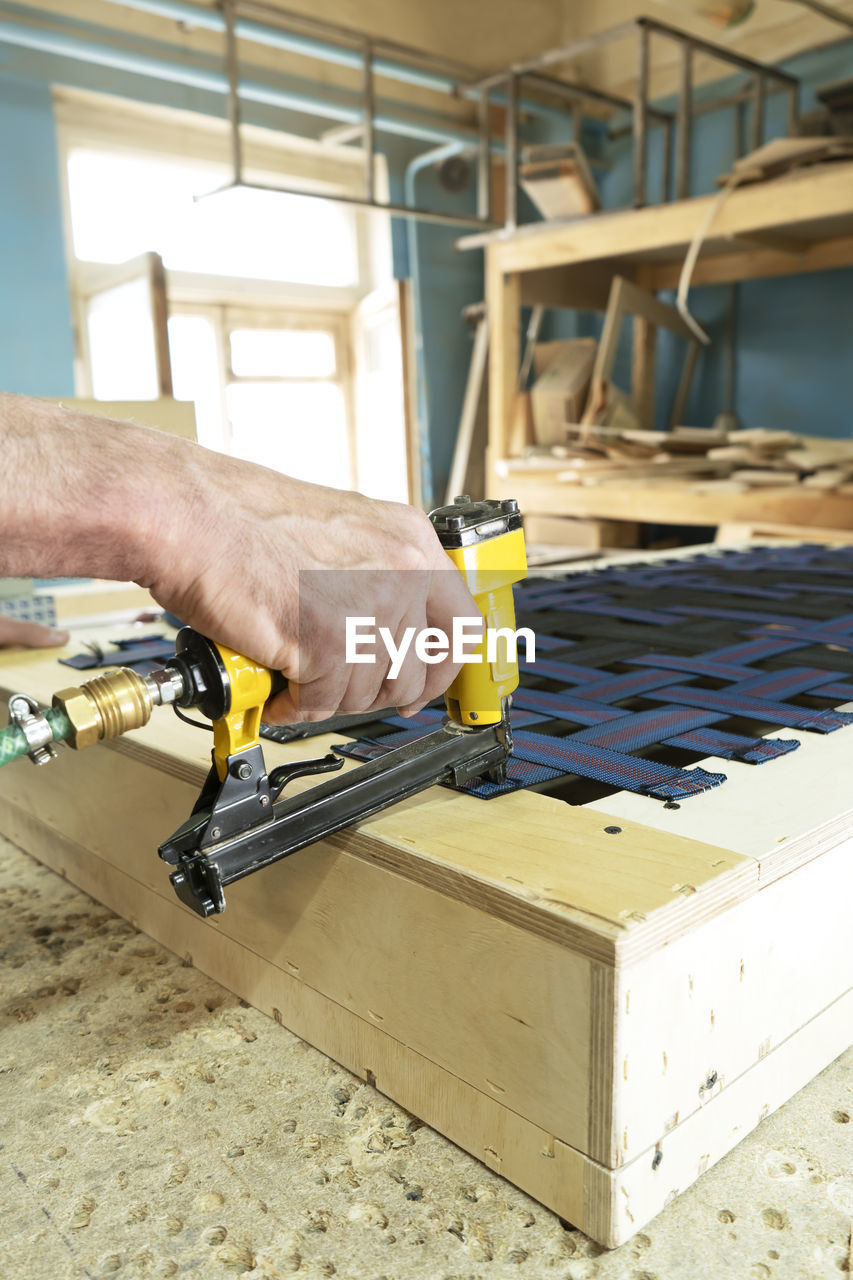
[52, 665, 184, 750]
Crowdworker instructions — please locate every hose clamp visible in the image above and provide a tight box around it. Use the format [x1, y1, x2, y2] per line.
[8, 694, 58, 766]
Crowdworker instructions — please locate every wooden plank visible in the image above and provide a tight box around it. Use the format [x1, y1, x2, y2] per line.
[0, 751, 598, 1151]
[0, 666, 753, 966]
[728, 228, 811, 255]
[485, 263, 520, 490]
[670, 340, 700, 428]
[591, 276, 627, 389]
[523, 515, 639, 548]
[148, 251, 173, 398]
[520, 263, 615, 311]
[716, 521, 853, 545]
[637, 233, 853, 291]
[397, 279, 422, 508]
[602, 986, 853, 1248]
[445, 312, 489, 504]
[582, 276, 697, 431]
[631, 313, 656, 429]
[592, 277, 695, 406]
[609, 277, 697, 345]
[493, 469, 853, 530]
[489, 162, 853, 276]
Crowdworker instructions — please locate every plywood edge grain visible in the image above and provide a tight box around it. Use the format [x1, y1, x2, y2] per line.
[611, 837, 853, 1165]
[588, 985, 853, 1247]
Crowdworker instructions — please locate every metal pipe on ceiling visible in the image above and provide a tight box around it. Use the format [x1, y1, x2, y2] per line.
[97, 0, 574, 126]
[0, 15, 479, 148]
[99, 0, 463, 94]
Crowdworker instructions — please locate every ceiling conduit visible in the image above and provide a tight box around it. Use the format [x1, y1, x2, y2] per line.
[0, 15, 481, 146]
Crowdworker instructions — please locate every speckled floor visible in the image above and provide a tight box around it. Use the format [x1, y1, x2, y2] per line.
[0, 833, 850, 1280]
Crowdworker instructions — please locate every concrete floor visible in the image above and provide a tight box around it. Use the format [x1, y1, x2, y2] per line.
[0, 832, 850, 1280]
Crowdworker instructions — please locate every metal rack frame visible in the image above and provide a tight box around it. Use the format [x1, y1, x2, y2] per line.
[208, 3, 802, 230]
[466, 15, 801, 223]
[214, 0, 496, 229]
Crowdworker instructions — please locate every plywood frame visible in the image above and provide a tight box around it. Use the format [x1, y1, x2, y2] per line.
[0, 635, 851, 1248]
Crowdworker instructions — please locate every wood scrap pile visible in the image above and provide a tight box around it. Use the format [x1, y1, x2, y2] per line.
[517, 426, 853, 492]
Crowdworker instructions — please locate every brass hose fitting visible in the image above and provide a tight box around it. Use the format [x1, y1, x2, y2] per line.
[53, 668, 155, 750]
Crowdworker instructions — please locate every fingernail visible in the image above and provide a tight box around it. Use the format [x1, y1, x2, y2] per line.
[47, 628, 69, 645]
[398, 701, 428, 717]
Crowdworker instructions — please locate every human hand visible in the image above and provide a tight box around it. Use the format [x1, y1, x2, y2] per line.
[139, 447, 478, 724]
[0, 617, 69, 649]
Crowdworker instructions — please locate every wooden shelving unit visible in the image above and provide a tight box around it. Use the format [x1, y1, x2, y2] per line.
[460, 160, 853, 532]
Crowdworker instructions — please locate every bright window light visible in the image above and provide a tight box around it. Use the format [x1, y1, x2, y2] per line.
[226, 381, 351, 489]
[167, 314, 223, 449]
[67, 148, 359, 286]
[87, 277, 159, 399]
[230, 329, 336, 378]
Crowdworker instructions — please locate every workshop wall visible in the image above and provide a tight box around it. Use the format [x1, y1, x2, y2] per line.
[1, 24, 851, 496]
[0, 75, 75, 397]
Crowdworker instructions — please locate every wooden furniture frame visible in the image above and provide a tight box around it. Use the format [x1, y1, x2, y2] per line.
[465, 161, 853, 531]
[1, 587, 851, 1249]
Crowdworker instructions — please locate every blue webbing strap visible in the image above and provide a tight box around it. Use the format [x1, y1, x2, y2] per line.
[663, 726, 799, 764]
[623, 653, 759, 681]
[743, 625, 853, 649]
[336, 729, 726, 800]
[571, 705, 725, 751]
[670, 604, 814, 627]
[330, 545, 853, 805]
[819, 682, 853, 701]
[727, 667, 840, 698]
[646, 685, 853, 732]
[572, 669, 687, 702]
[512, 688, 627, 724]
[519, 656, 604, 684]
[701, 637, 809, 664]
[508, 731, 726, 800]
[561, 597, 679, 626]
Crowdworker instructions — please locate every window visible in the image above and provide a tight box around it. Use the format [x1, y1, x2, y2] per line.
[57, 91, 407, 500]
[168, 307, 354, 489]
[66, 149, 359, 287]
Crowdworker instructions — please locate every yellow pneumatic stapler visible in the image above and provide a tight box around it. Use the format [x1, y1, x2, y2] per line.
[2, 498, 526, 916]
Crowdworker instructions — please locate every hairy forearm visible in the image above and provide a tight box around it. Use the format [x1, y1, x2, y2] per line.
[0, 392, 476, 720]
[0, 393, 188, 584]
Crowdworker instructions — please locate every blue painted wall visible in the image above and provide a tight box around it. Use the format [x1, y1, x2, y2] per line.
[0, 73, 75, 395]
[560, 36, 853, 436]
